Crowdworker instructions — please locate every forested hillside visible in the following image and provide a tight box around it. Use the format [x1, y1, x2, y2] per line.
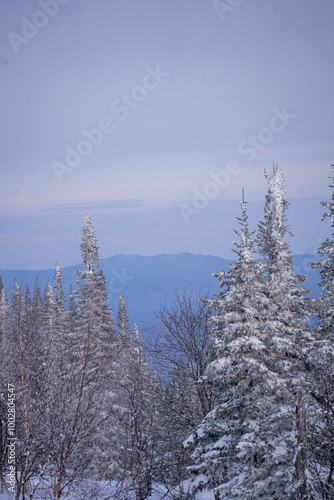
[0, 253, 320, 340]
[0, 165, 333, 499]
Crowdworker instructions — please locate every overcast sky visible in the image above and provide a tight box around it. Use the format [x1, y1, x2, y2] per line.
[1, 0, 333, 269]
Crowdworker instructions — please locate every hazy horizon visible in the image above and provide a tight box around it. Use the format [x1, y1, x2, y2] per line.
[0, 194, 330, 271]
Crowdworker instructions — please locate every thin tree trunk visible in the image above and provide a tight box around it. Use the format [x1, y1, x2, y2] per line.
[296, 376, 308, 499]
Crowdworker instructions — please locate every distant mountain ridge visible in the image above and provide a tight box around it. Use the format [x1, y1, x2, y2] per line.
[0, 253, 321, 340]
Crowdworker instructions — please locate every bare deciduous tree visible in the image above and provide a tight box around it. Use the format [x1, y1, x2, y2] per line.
[151, 291, 215, 417]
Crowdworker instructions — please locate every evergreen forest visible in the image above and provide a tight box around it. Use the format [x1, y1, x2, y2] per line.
[1, 164, 334, 500]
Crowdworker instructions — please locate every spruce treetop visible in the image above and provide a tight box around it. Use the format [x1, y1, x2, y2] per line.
[257, 162, 293, 270]
[80, 213, 100, 274]
[53, 263, 66, 311]
[44, 280, 54, 301]
[256, 163, 310, 323]
[117, 292, 131, 339]
[133, 321, 140, 342]
[0, 287, 9, 321]
[209, 199, 266, 345]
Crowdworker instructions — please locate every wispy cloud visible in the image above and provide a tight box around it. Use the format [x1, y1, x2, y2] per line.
[35, 199, 146, 215]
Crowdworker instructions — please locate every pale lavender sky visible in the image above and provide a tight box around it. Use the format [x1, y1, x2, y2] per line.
[0, 0, 333, 269]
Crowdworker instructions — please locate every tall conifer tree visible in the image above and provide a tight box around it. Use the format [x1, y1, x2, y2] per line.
[53, 263, 67, 357]
[185, 174, 314, 499]
[184, 200, 272, 498]
[312, 164, 334, 338]
[256, 163, 312, 366]
[306, 165, 334, 498]
[74, 214, 115, 369]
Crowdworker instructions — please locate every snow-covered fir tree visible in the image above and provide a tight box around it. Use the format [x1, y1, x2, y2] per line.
[256, 164, 316, 497]
[44, 216, 117, 494]
[67, 283, 80, 355]
[184, 181, 313, 499]
[109, 321, 163, 499]
[32, 277, 43, 316]
[52, 263, 68, 362]
[74, 214, 115, 367]
[69, 215, 116, 477]
[184, 199, 268, 498]
[256, 164, 312, 363]
[306, 165, 334, 498]
[7, 279, 59, 498]
[312, 164, 334, 339]
[117, 291, 132, 341]
[42, 280, 55, 333]
[305, 353, 334, 500]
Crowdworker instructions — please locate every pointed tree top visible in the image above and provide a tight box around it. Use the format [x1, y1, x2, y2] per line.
[25, 284, 31, 301]
[34, 277, 41, 295]
[12, 279, 22, 302]
[117, 292, 131, 338]
[233, 197, 254, 262]
[257, 163, 293, 266]
[0, 286, 8, 305]
[44, 280, 54, 298]
[133, 321, 140, 342]
[80, 213, 100, 273]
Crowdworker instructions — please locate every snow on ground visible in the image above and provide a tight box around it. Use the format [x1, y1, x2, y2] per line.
[0, 481, 185, 500]
[0, 478, 217, 500]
